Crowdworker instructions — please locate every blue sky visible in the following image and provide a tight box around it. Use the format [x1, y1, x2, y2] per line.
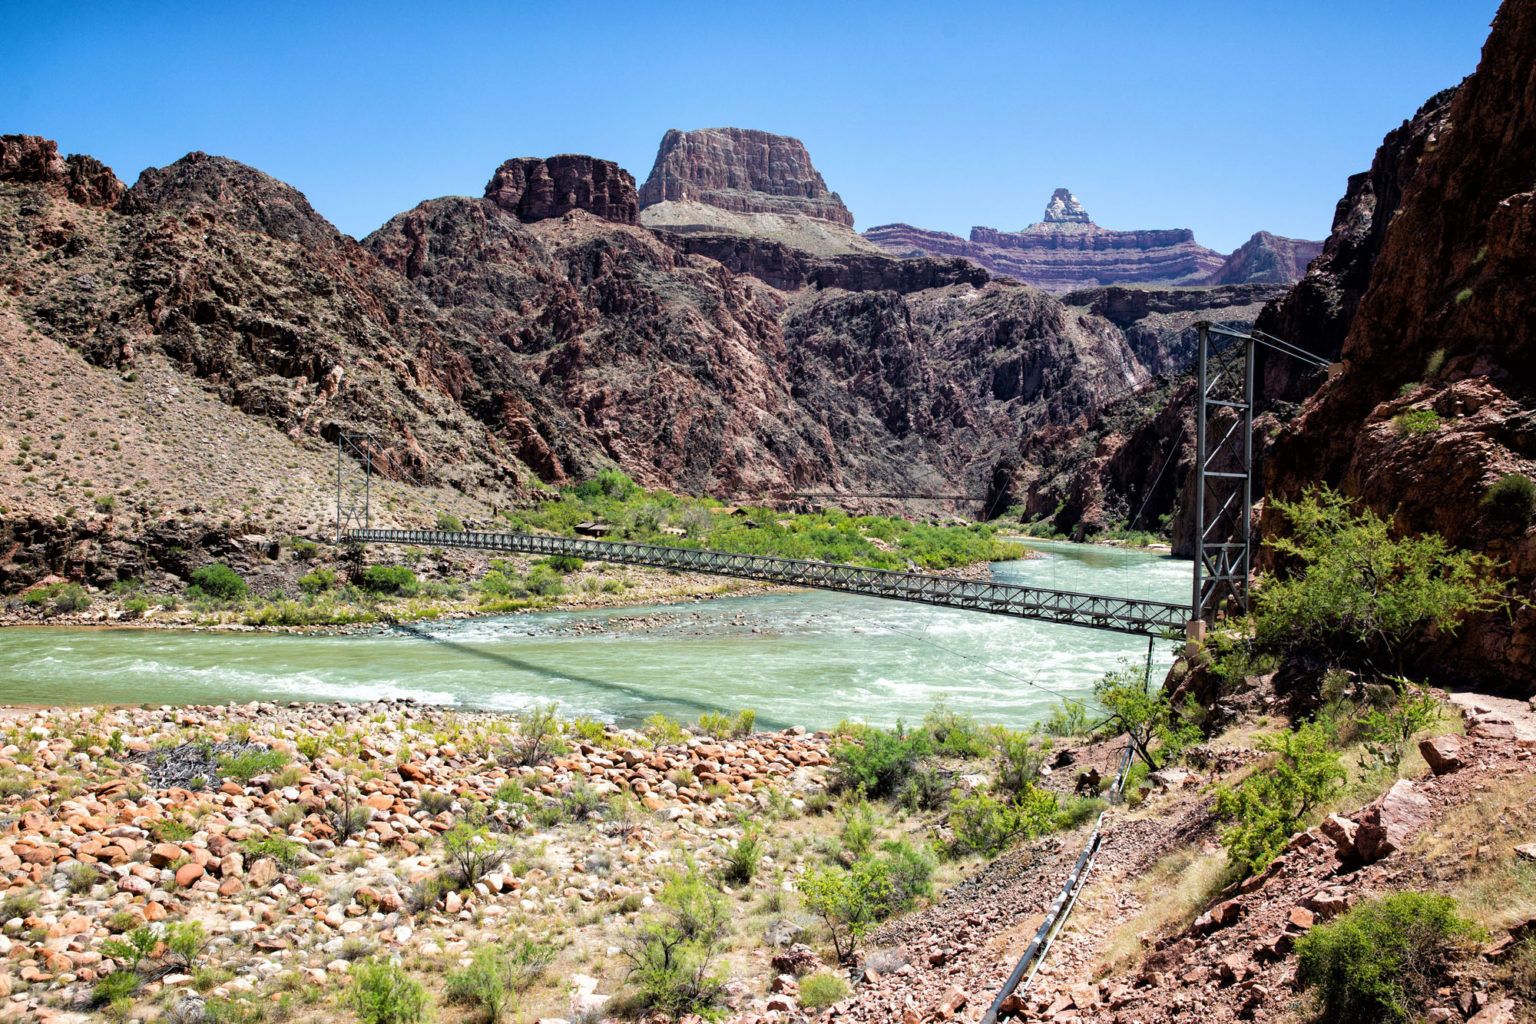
[3, 1, 1499, 251]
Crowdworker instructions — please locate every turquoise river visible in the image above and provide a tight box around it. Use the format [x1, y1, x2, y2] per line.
[0, 541, 1190, 731]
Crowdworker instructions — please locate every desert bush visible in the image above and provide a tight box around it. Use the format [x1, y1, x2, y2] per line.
[1214, 720, 1345, 873]
[922, 701, 990, 757]
[839, 800, 879, 860]
[92, 969, 140, 1008]
[1393, 408, 1443, 434]
[644, 713, 688, 746]
[50, 583, 92, 613]
[1041, 699, 1090, 737]
[346, 959, 432, 1024]
[359, 564, 419, 597]
[995, 731, 1047, 798]
[1295, 892, 1482, 1024]
[298, 567, 336, 594]
[524, 566, 564, 596]
[896, 764, 950, 811]
[1482, 473, 1536, 525]
[799, 971, 850, 1009]
[189, 563, 247, 601]
[830, 727, 930, 799]
[444, 940, 556, 1022]
[947, 785, 1063, 858]
[505, 702, 564, 767]
[1258, 486, 1509, 666]
[435, 512, 464, 532]
[722, 825, 764, 884]
[218, 748, 290, 782]
[1358, 686, 1442, 773]
[620, 863, 729, 1016]
[540, 554, 583, 573]
[798, 858, 894, 964]
[442, 823, 508, 887]
[239, 835, 304, 869]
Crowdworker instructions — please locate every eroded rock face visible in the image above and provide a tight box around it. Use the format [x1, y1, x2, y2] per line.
[483, 155, 638, 225]
[0, 134, 124, 208]
[637, 127, 854, 227]
[1263, 0, 1536, 690]
[867, 189, 1319, 292]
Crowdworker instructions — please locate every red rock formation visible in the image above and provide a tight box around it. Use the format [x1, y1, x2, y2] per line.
[483, 155, 638, 225]
[1205, 231, 1323, 287]
[0, 134, 124, 208]
[1264, 0, 1536, 690]
[637, 127, 854, 227]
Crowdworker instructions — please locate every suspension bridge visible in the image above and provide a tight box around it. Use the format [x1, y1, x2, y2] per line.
[338, 324, 1330, 641]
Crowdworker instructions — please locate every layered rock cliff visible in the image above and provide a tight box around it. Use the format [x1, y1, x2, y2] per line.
[1264, 0, 1536, 690]
[637, 127, 854, 226]
[866, 189, 1321, 292]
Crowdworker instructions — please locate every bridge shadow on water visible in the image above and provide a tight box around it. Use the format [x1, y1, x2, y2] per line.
[384, 620, 792, 731]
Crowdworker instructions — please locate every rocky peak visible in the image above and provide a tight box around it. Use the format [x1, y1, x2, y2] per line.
[637, 127, 854, 227]
[483, 155, 638, 225]
[121, 152, 339, 248]
[0, 134, 125, 208]
[1041, 188, 1092, 226]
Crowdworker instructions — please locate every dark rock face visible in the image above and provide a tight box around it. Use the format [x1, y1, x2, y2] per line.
[637, 128, 854, 227]
[866, 190, 1321, 292]
[483, 155, 638, 225]
[655, 231, 988, 293]
[1264, 0, 1536, 690]
[0, 134, 125, 208]
[123, 152, 340, 249]
[1065, 283, 1288, 375]
[1253, 86, 1458, 399]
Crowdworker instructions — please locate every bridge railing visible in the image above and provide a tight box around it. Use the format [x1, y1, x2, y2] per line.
[343, 528, 1188, 637]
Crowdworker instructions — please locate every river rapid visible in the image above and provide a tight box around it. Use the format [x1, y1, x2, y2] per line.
[0, 541, 1190, 732]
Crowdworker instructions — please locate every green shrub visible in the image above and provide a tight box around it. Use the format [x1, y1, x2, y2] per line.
[799, 971, 850, 1009]
[1214, 721, 1344, 873]
[435, 512, 464, 532]
[1295, 892, 1482, 1024]
[876, 838, 935, 911]
[346, 959, 432, 1024]
[830, 727, 930, 799]
[360, 564, 420, 597]
[797, 858, 894, 964]
[896, 764, 950, 812]
[190, 563, 248, 601]
[442, 823, 507, 887]
[947, 785, 1064, 858]
[92, 969, 141, 1007]
[49, 583, 92, 613]
[1042, 699, 1090, 737]
[240, 835, 304, 870]
[289, 537, 320, 561]
[506, 702, 564, 767]
[101, 927, 158, 971]
[540, 554, 583, 573]
[697, 711, 733, 738]
[298, 567, 337, 594]
[644, 713, 687, 746]
[524, 566, 564, 597]
[218, 748, 290, 783]
[444, 940, 556, 1022]
[1482, 473, 1536, 525]
[839, 801, 879, 859]
[722, 825, 763, 884]
[620, 863, 729, 1016]
[922, 701, 990, 757]
[1259, 486, 1510, 666]
[1393, 408, 1443, 435]
[121, 595, 150, 618]
[1359, 686, 1442, 773]
[995, 731, 1047, 798]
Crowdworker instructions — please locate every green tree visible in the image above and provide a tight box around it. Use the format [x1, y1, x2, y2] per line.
[189, 563, 247, 601]
[1259, 487, 1510, 667]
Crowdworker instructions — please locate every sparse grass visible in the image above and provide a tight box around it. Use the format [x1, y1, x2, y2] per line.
[1091, 843, 1238, 978]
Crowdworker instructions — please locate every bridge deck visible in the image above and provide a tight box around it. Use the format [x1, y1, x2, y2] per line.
[344, 528, 1188, 637]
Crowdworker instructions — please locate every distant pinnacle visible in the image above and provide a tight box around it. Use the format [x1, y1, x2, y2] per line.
[1042, 188, 1091, 225]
